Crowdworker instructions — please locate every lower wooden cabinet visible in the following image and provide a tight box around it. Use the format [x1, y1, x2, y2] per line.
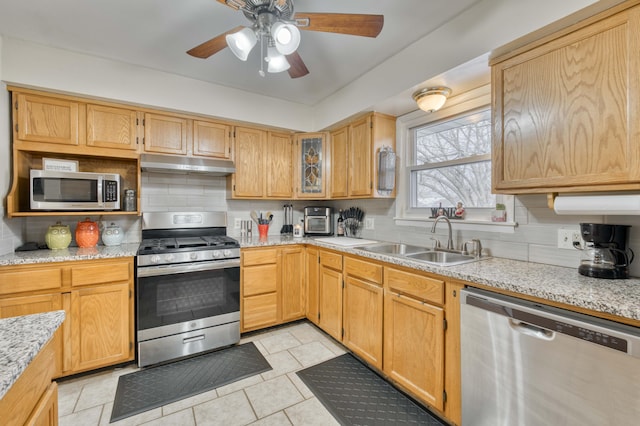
[70, 282, 131, 372]
[318, 250, 343, 341]
[0, 257, 135, 378]
[0, 339, 58, 426]
[241, 245, 305, 332]
[383, 289, 445, 411]
[305, 246, 320, 325]
[343, 256, 383, 370]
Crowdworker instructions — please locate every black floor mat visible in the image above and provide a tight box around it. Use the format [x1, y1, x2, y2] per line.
[110, 342, 271, 422]
[297, 353, 447, 426]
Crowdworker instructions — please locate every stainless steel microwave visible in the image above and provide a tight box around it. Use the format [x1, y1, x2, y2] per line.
[30, 170, 121, 211]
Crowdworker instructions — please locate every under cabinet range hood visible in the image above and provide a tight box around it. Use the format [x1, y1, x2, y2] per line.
[140, 154, 235, 176]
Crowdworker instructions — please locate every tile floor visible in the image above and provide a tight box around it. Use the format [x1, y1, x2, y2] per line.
[57, 321, 346, 426]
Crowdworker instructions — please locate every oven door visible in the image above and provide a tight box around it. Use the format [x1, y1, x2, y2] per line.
[136, 259, 240, 342]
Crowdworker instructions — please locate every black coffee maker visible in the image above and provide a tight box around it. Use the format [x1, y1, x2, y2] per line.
[576, 223, 634, 279]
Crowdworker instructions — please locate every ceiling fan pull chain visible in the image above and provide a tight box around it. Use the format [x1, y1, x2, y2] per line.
[259, 35, 266, 77]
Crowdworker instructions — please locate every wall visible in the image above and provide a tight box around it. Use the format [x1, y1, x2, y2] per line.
[0, 37, 25, 255]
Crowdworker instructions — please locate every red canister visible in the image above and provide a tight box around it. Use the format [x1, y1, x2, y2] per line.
[75, 217, 99, 248]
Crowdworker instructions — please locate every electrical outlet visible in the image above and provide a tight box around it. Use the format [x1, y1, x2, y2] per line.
[365, 218, 375, 230]
[557, 229, 583, 250]
[234, 218, 242, 230]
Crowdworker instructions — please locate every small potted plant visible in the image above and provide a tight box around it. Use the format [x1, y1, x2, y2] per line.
[492, 203, 507, 222]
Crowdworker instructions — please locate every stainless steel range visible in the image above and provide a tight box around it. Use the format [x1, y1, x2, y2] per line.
[136, 211, 240, 367]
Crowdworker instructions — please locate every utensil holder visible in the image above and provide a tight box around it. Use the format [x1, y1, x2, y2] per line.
[258, 224, 269, 239]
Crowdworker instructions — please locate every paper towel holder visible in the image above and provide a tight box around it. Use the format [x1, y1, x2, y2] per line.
[551, 192, 640, 215]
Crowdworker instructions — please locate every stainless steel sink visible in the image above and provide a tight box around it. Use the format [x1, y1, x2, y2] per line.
[355, 242, 485, 266]
[355, 242, 430, 256]
[406, 250, 479, 266]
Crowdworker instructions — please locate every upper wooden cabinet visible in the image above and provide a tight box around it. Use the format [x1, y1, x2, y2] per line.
[142, 112, 189, 155]
[193, 119, 232, 159]
[295, 132, 328, 199]
[491, 3, 640, 194]
[86, 104, 138, 151]
[329, 112, 396, 199]
[231, 128, 294, 199]
[14, 92, 80, 147]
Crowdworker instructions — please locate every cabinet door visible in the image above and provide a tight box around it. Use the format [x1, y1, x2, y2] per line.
[193, 119, 231, 159]
[492, 8, 640, 192]
[241, 248, 279, 331]
[0, 293, 64, 377]
[295, 133, 327, 198]
[266, 132, 294, 198]
[349, 116, 373, 196]
[329, 126, 349, 198]
[70, 282, 131, 373]
[14, 93, 80, 146]
[232, 126, 266, 197]
[86, 104, 138, 151]
[281, 246, 305, 321]
[305, 246, 320, 325]
[319, 265, 343, 341]
[26, 382, 58, 426]
[384, 289, 444, 411]
[143, 113, 189, 155]
[343, 276, 383, 369]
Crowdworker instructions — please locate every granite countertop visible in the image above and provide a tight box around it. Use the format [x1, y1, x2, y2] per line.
[242, 236, 640, 323]
[0, 310, 65, 399]
[0, 243, 139, 266]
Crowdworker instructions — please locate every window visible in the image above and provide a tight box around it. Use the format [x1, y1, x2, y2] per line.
[409, 108, 495, 217]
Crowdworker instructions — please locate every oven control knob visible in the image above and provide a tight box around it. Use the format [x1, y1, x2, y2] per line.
[213, 250, 222, 258]
[223, 250, 232, 257]
[190, 252, 198, 260]
[150, 255, 160, 264]
[165, 254, 174, 263]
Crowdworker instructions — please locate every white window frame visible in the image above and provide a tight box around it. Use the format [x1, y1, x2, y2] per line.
[394, 84, 517, 233]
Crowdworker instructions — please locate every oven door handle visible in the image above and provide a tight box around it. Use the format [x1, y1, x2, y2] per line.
[137, 258, 240, 277]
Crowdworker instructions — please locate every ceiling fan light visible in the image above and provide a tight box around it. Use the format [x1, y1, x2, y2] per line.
[266, 47, 290, 73]
[226, 27, 257, 61]
[271, 21, 300, 55]
[412, 87, 452, 113]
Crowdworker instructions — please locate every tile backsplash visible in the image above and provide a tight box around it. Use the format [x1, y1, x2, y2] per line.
[6, 170, 640, 278]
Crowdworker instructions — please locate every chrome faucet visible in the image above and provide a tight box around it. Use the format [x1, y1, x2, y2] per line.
[431, 216, 454, 250]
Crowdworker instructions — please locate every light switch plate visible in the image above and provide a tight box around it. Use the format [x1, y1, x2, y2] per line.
[365, 218, 375, 230]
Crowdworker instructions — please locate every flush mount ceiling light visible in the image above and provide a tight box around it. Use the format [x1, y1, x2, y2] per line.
[413, 87, 452, 113]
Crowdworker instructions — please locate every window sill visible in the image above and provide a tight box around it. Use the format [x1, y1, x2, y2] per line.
[394, 217, 518, 233]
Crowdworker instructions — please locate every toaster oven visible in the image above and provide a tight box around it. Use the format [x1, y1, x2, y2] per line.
[304, 206, 333, 236]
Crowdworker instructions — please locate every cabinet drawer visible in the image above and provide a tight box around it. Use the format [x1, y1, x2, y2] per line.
[344, 256, 382, 284]
[0, 266, 63, 295]
[384, 268, 444, 305]
[320, 250, 342, 270]
[71, 260, 131, 287]
[243, 293, 278, 330]
[243, 264, 278, 296]
[243, 248, 278, 266]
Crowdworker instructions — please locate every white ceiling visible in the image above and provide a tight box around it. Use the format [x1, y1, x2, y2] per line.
[0, 0, 488, 115]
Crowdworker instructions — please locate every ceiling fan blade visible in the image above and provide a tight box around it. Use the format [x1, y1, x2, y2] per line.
[187, 26, 245, 59]
[286, 52, 309, 79]
[216, 0, 246, 10]
[294, 13, 384, 38]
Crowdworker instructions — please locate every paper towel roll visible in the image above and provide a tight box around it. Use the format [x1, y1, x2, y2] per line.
[553, 194, 640, 215]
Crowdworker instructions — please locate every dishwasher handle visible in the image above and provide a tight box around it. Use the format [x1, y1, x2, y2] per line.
[509, 319, 555, 341]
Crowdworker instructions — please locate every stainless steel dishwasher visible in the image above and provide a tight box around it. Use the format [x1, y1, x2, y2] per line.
[460, 288, 640, 426]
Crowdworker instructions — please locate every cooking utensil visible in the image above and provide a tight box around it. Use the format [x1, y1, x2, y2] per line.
[250, 210, 259, 225]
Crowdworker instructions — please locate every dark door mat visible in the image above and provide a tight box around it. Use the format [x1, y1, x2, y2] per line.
[110, 342, 271, 422]
[296, 353, 447, 426]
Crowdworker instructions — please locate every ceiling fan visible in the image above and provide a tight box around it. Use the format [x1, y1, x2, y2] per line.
[187, 0, 384, 78]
